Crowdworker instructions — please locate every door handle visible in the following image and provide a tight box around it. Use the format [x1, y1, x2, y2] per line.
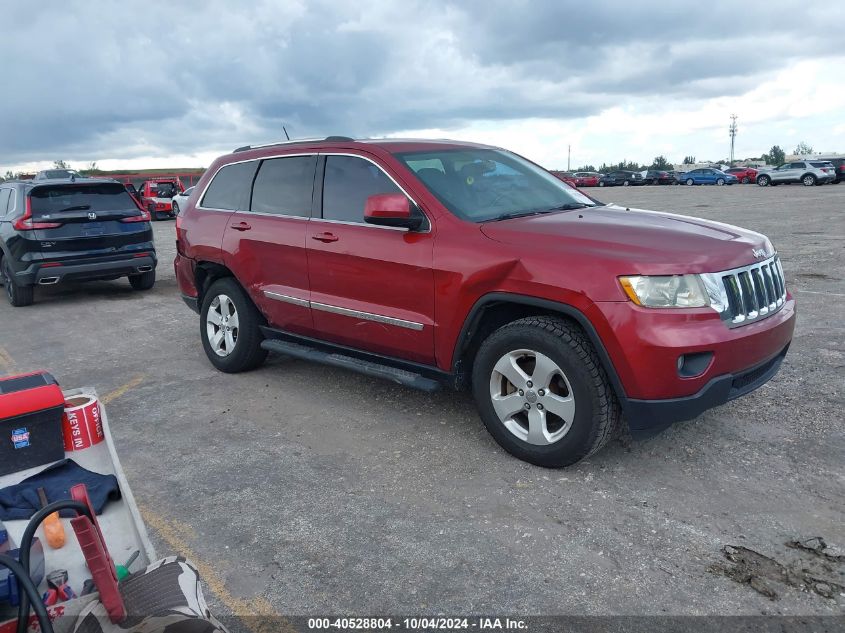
[312, 232, 339, 243]
[230, 221, 251, 231]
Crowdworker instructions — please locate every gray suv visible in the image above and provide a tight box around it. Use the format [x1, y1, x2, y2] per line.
[756, 161, 834, 186]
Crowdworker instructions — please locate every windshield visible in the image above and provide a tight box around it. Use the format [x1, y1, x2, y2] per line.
[393, 148, 600, 222]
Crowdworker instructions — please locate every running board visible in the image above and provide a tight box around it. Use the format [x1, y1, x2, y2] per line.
[260, 339, 442, 392]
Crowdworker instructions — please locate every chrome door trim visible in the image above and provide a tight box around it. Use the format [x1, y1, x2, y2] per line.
[311, 301, 424, 331]
[263, 290, 310, 308]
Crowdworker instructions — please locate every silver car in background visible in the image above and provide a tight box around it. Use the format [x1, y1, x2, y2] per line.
[171, 186, 195, 215]
[756, 161, 835, 186]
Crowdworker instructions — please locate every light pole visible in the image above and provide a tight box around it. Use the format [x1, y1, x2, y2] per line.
[567, 145, 571, 171]
[729, 115, 738, 165]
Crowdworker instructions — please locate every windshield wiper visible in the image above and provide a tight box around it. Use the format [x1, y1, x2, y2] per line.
[548, 203, 592, 211]
[486, 210, 557, 222]
[55, 205, 92, 213]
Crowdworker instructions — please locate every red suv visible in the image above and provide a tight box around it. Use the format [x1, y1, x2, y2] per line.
[174, 138, 795, 467]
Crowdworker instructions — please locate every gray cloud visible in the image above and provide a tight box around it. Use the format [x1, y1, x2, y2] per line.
[1, 0, 843, 166]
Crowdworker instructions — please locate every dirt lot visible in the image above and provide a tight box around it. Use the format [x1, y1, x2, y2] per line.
[1, 184, 843, 623]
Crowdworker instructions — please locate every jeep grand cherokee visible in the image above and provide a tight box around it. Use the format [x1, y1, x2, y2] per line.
[174, 138, 795, 467]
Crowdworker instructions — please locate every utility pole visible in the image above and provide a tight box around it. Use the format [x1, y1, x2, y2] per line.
[729, 115, 738, 165]
[567, 145, 571, 171]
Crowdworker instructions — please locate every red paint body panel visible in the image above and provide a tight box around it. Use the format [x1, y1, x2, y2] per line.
[174, 138, 795, 411]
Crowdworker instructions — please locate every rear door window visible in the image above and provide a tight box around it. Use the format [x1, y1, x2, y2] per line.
[29, 183, 138, 217]
[0, 189, 10, 217]
[250, 156, 316, 217]
[201, 161, 258, 211]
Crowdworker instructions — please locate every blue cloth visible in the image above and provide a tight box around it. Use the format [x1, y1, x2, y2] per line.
[0, 459, 120, 520]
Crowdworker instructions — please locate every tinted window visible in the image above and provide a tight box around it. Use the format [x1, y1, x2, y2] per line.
[0, 189, 10, 216]
[250, 156, 316, 217]
[322, 155, 401, 223]
[201, 161, 258, 210]
[29, 183, 138, 217]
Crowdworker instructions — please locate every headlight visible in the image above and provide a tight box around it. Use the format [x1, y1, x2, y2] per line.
[619, 274, 709, 308]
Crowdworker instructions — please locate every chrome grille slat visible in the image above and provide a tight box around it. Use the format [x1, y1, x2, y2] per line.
[706, 255, 787, 328]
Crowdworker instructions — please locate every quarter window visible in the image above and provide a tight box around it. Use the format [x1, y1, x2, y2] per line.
[0, 189, 10, 216]
[201, 161, 258, 211]
[322, 155, 402, 223]
[250, 156, 316, 217]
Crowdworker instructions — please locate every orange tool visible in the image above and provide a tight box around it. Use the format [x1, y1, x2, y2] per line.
[37, 488, 66, 549]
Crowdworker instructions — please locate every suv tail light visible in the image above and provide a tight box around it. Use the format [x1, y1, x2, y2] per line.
[13, 196, 63, 230]
[121, 196, 151, 223]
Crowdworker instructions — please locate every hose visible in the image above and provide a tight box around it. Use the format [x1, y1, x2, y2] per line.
[0, 553, 54, 633]
[16, 500, 94, 633]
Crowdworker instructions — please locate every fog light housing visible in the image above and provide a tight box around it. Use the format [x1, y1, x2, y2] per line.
[677, 352, 714, 378]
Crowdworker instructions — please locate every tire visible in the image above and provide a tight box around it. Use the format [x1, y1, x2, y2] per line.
[757, 175, 770, 186]
[148, 204, 158, 221]
[471, 316, 621, 468]
[128, 269, 155, 290]
[598, 181, 605, 187]
[200, 277, 268, 373]
[686, 178, 694, 186]
[716, 178, 725, 186]
[622, 180, 630, 186]
[741, 177, 749, 184]
[802, 174, 816, 186]
[2, 256, 34, 307]
[172, 202, 180, 216]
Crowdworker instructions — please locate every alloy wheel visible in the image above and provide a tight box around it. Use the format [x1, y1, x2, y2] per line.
[488, 349, 576, 445]
[206, 294, 240, 357]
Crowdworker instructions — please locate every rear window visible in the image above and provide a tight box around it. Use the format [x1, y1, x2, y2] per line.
[152, 182, 178, 197]
[201, 161, 258, 210]
[29, 183, 138, 217]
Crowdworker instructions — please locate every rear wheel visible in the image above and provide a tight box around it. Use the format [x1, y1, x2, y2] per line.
[623, 180, 630, 186]
[200, 278, 268, 373]
[472, 316, 621, 468]
[2, 257, 34, 307]
[757, 175, 770, 186]
[128, 269, 155, 290]
[802, 174, 816, 186]
[598, 181, 605, 187]
[741, 177, 749, 184]
[172, 201, 180, 216]
[147, 204, 159, 221]
[686, 178, 694, 186]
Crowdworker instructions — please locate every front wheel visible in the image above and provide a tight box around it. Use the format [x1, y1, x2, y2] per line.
[200, 278, 268, 373]
[622, 180, 630, 186]
[172, 202, 180, 216]
[716, 178, 725, 186]
[686, 178, 694, 186]
[741, 177, 749, 184]
[472, 316, 621, 468]
[598, 181, 605, 187]
[802, 174, 816, 186]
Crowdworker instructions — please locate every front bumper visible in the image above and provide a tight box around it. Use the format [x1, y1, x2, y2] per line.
[624, 343, 789, 436]
[15, 254, 157, 285]
[588, 296, 796, 431]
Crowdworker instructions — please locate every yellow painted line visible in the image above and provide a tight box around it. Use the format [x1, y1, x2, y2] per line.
[0, 344, 17, 375]
[139, 505, 293, 633]
[100, 374, 146, 405]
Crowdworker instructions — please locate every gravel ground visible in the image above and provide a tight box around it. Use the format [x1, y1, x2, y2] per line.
[0, 183, 842, 626]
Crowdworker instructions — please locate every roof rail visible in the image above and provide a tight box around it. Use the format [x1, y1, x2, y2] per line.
[233, 136, 356, 153]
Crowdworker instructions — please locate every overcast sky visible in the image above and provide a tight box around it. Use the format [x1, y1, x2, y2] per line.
[2, 1, 844, 173]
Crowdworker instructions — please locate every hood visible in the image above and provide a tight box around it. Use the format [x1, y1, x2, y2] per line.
[480, 204, 773, 274]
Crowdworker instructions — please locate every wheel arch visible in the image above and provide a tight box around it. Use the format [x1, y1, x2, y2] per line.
[195, 261, 236, 307]
[451, 293, 628, 405]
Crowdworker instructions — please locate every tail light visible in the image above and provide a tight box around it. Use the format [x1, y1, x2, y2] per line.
[13, 196, 62, 230]
[121, 195, 151, 223]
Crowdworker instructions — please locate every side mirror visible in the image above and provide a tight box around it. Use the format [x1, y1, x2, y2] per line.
[364, 193, 422, 230]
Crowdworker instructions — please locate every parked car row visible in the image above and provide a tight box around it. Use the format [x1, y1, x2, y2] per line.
[552, 159, 844, 189]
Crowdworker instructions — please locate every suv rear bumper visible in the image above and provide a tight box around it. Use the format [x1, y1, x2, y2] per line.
[624, 343, 789, 436]
[14, 254, 157, 285]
